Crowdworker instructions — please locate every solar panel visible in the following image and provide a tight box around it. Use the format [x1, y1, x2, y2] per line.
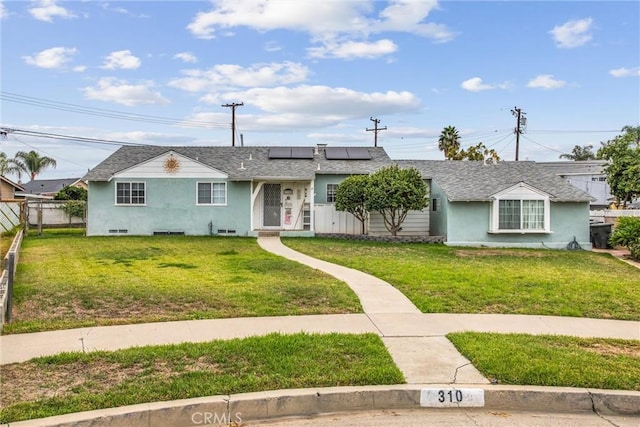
[347, 147, 371, 160]
[324, 147, 349, 160]
[291, 147, 314, 159]
[268, 147, 291, 158]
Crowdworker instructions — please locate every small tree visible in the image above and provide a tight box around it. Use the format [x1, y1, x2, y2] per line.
[365, 165, 428, 236]
[609, 217, 640, 261]
[54, 185, 87, 201]
[335, 175, 369, 235]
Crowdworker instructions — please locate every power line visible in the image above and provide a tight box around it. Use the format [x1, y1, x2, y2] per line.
[221, 102, 244, 147]
[1, 127, 148, 147]
[0, 91, 228, 129]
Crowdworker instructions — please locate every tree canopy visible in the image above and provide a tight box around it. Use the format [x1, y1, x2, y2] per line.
[437, 126, 500, 161]
[364, 165, 428, 236]
[54, 185, 87, 201]
[12, 150, 57, 181]
[597, 126, 640, 208]
[335, 174, 369, 235]
[559, 145, 597, 161]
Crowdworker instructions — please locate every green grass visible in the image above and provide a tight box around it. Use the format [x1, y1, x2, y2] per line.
[4, 230, 361, 334]
[448, 332, 640, 391]
[282, 238, 640, 320]
[0, 332, 404, 423]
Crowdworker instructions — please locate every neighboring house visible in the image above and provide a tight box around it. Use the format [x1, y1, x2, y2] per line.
[537, 161, 611, 209]
[0, 176, 25, 200]
[84, 145, 594, 249]
[19, 178, 87, 199]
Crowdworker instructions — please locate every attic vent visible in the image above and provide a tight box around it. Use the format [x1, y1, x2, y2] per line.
[109, 229, 128, 234]
[153, 230, 185, 235]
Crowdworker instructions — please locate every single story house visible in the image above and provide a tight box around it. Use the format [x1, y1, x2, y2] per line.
[19, 178, 87, 199]
[83, 145, 594, 249]
[0, 176, 25, 201]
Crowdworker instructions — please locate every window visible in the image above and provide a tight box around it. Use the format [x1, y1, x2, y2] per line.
[116, 182, 145, 205]
[432, 198, 440, 212]
[326, 184, 338, 203]
[497, 199, 546, 231]
[197, 182, 226, 205]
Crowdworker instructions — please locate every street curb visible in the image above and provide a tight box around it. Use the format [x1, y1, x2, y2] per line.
[3, 384, 639, 426]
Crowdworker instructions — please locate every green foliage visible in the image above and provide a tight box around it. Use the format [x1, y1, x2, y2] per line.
[0, 152, 21, 177]
[335, 175, 369, 234]
[609, 217, 640, 260]
[54, 185, 87, 201]
[59, 201, 86, 219]
[438, 126, 500, 161]
[598, 126, 640, 207]
[365, 165, 428, 236]
[559, 144, 597, 161]
[12, 150, 57, 181]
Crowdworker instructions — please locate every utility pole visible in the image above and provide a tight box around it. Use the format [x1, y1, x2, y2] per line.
[511, 106, 526, 161]
[366, 117, 387, 147]
[221, 102, 244, 146]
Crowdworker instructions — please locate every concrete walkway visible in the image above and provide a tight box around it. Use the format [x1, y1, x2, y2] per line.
[2, 237, 638, 387]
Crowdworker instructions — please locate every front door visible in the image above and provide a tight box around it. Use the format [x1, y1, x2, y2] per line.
[263, 184, 281, 227]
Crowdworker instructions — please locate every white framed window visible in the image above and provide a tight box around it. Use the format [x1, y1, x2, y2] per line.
[116, 182, 145, 205]
[197, 182, 227, 205]
[489, 184, 551, 233]
[326, 184, 338, 203]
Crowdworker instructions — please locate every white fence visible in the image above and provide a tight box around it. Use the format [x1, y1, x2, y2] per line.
[0, 201, 24, 232]
[591, 209, 640, 224]
[26, 200, 85, 227]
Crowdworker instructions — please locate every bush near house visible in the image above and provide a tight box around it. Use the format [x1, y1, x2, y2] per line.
[610, 216, 640, 260]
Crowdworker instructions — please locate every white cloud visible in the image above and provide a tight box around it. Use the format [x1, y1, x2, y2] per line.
[101, 50, 141, 70]
[174, 52, 198, 63]
[82, 77, 169, 106]
[460, 77, 495, 92]
[23, 47, 77, 69]
[28, 0, 77, 22]
[264, 41, 282, 52]
[72, 65, 87, 73]
[549, 18, 593, 48]
[0, 1, 8, 20]
[527, 74, 567, 89]
[168, 61, 309, 92]
[186, 0, 454, 47]
[609, 67, 640, 78]
[308, 39, 397, 59]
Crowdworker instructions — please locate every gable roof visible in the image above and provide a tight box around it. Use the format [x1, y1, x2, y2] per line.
[21, 178, 82, 195]
[0, 175, 25, 192]
[396, 160, 594, 202]
[83, 146, 392, 181]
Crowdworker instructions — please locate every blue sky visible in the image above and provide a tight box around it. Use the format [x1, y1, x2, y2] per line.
[1, 0, 639, 180]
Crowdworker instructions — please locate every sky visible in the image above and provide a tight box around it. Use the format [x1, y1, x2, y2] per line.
[1, 0, 639, 181]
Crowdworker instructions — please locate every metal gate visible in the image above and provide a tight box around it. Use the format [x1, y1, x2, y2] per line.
[263, 184, 281, 227]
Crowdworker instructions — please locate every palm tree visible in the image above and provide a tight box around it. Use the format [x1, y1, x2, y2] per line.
[13, 150, 57, 181]
[438, 126, 461, 160]
[559, 145, 596, 161]
[0, 152, 22, 177]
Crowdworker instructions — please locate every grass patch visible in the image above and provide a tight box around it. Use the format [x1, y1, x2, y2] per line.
[282, 238, 640, 320]
[448, 332, 640, 391]
[0, 333, 404, 423]
[4, 231, 361, 334]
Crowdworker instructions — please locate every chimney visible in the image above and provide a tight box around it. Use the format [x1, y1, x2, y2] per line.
[315, 143, 327, 155]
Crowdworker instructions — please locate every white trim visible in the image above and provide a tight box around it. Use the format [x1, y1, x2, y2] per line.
[114, 181, 146, 206]
[195, 181, 227, 206]
[489, 183, 551, 233]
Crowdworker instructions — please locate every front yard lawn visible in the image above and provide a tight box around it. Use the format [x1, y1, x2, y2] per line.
[4, 230, 361, 334]
[282, 238, 640, 320]
[0, 332, 404, 423]
[448, 332, 640, 391]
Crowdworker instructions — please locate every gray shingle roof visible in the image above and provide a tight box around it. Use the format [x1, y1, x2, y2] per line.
[83, 146, 594, 203]
[21, 178, 81, 195]
[396, 160, 594, 202]
[83, 146, 392, 181]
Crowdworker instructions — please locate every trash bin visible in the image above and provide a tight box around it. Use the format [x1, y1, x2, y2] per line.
[590, 223, 613, 249]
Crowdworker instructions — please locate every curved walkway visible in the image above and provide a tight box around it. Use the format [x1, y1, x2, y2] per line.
[2, 237, 638, 386]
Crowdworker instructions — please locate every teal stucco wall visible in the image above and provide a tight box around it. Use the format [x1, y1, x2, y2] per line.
[444, 200, 591, 249]
[313, 174, 351, 204]
[87, 179, 251, 236]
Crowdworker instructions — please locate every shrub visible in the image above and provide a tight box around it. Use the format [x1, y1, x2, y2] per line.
[609, 217, 640, 260]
